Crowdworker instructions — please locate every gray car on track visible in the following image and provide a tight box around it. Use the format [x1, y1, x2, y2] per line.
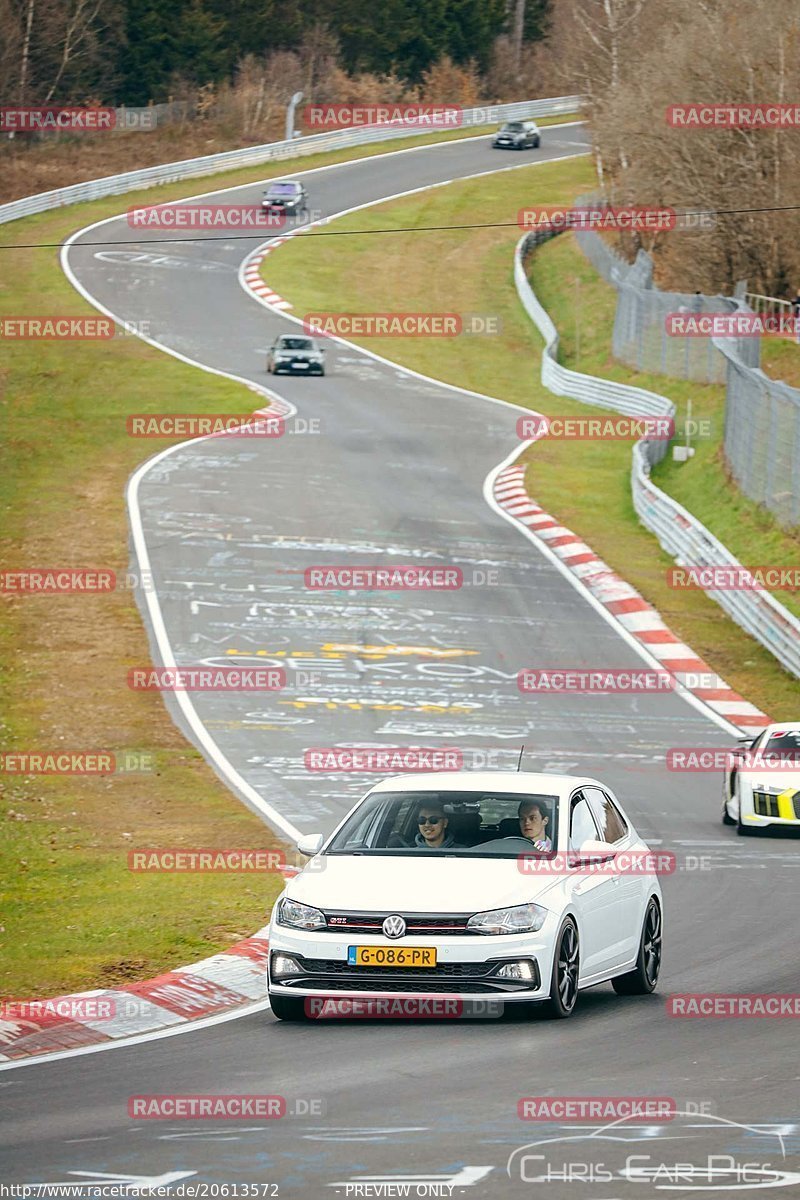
[266, 334, 326, 375]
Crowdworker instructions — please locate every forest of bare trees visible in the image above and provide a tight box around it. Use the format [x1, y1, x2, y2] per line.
[4, 0, 800, 300]
[546, 0, 800, 296]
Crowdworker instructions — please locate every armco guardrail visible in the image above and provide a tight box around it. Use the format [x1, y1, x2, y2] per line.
[0, 95, 582, 226]
[515, 228, 800, 681]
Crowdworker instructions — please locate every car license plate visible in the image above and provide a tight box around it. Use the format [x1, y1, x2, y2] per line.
[294, 362, 309, 368]
[348, 946, 437, 968]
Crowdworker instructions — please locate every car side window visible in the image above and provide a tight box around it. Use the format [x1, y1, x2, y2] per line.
[569, 793, 600, 849]
[583, 786, 628, 843]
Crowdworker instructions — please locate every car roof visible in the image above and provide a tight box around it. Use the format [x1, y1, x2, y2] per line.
[367, 771, 602, 798]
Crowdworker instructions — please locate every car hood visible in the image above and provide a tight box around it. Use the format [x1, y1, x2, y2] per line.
[283, 854, 562, 914]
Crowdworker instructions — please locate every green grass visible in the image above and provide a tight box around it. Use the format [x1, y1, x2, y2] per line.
[261, 154, 799, 719]
[759, 336, 800, 388]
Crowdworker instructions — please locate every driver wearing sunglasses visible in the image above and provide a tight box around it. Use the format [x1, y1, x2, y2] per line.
[414, 802, 460, 849]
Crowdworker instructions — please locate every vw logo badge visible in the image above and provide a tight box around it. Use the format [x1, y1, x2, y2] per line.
[382, 914, 406, 939]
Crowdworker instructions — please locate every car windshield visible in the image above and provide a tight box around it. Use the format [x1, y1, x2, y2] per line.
[762, 729, 800, 753]
[279, 338, 313, 350]
[502, 122, 524, 131]
[269, 183, 299, 194]
[325, 790, 559, 858]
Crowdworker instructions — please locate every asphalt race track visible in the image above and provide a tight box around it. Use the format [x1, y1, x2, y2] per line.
[2, 125, 800, 1197]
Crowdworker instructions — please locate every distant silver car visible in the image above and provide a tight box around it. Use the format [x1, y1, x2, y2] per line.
[266, 334, 325, 376]
[492, 120, 541, 150]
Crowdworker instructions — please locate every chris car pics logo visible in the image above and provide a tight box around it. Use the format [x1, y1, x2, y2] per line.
[506, 1111, 800, 1191]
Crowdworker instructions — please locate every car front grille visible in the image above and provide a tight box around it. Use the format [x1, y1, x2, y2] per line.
[322, 911, 473, 936]
[753, 791, 780, 818]
[277, 954, 538, 994]
[301, 958, 494, 977]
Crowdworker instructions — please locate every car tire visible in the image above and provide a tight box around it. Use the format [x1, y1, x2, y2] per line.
[533, 137, 541, 148]
[722, 797, 735, 825]
[318, 366, 326, 376]
[541, 919, 580, 1018]
[612, 898, 662, 996]
[269, 992, 306, 1021]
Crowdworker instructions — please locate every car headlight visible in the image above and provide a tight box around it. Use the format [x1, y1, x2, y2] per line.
[276, 897, 326, 930]
[467, 902, 548, 935]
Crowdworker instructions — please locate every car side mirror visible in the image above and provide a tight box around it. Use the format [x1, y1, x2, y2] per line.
[297, 833, 324, 857]
[568, 839, 617, 867]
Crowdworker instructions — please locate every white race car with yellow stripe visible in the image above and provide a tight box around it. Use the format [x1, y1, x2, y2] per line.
[722, 724, 800, 834]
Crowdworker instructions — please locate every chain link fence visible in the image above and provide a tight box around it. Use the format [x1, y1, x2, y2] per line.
[714, 338, 800, 529]
[571, 208, 799, 530]
[573, 226, 748, 383]
[515, 228, 800, 681]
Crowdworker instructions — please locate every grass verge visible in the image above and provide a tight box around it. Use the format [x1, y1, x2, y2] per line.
[261, 153, 799, 719]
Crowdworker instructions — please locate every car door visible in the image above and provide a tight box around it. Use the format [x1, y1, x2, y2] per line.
[567, 791, 620, 979]
[583, 785, 641, 967]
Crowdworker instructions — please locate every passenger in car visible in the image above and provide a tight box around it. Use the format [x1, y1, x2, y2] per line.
[518, 799, 553, 852]
[414, 802, 461, 849]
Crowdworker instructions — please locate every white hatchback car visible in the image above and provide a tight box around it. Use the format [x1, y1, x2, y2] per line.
[267, 772, 663, 1020]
